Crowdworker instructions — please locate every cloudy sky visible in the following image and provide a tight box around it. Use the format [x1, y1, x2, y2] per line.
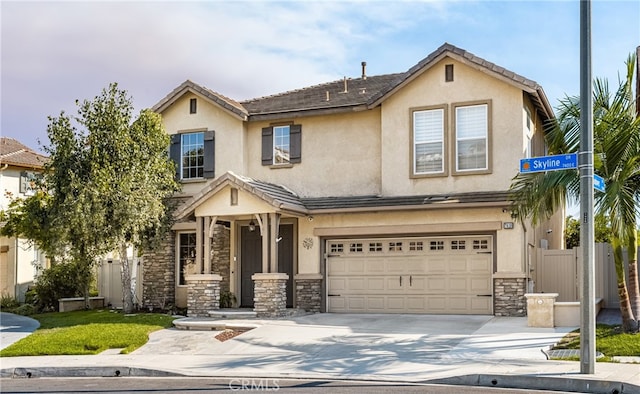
[1, 0, 639, 153]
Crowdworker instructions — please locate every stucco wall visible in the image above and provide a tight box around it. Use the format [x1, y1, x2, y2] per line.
[380, 58, 527, 196]
[161, 92, 246, 197]
[246, 109, 382, 198]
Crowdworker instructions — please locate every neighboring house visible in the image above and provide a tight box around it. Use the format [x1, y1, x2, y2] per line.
[143, 43, 564, 317]
[0, 137, 48, 302]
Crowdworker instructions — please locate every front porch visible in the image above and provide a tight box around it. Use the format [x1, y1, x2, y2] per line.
[144, 172, 323, 318]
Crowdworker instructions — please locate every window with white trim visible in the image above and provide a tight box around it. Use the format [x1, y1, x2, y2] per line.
[455, 103, 488, 172]
[413, 108, 445, 175]
[273, 125, 290, 164]
[178, 233, 196, 286]
[181, 132, 204, 179]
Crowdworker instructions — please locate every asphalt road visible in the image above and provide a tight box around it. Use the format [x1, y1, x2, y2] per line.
[0, 377, 577, 393]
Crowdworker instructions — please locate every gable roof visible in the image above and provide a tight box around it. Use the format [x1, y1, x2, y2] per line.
[175, 171, 307, 219]
[155, 43, 554, 122]
[152, 80, 249, 120]
[0, 137, 48, 169]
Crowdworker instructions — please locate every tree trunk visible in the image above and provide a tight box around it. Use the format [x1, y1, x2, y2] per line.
[612, 236, 639, 332]
[119, 243, 134, 314]
[627, 231, 640, 325]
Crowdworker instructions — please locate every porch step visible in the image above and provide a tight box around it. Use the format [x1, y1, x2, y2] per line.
[209, 309, 258, 319]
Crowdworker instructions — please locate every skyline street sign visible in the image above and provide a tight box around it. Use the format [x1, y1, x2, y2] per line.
[520, 153, 578, 173]
[593, 174, 605, 192]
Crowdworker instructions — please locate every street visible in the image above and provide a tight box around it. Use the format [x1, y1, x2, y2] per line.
[0, 377, 577, 393]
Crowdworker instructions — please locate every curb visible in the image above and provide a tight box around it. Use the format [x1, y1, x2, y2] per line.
[1, 367, 181, 379]
[428, 374, 640, 394]
[2, 367, 638, 393]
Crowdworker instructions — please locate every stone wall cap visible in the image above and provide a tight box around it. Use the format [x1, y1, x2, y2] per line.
[493, 272, 527, 279]
[251, 273, 289, 280]
[294, 273, 323, 280]
[524, 293, 559, 298]
[185, 274, 223, 281]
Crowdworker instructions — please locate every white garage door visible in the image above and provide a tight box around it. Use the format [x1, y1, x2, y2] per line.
[327, 236, 493, 314]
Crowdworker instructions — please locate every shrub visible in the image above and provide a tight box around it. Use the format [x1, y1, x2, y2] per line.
[12, 303, 36, 316]
[0, 293, 20, 310]
[32, 262, 90, 311]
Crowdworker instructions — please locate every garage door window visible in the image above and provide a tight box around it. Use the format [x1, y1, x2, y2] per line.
[430, 241, 445, 250]
[473, 239, 489, 250]
[330, 243, 344, 253]
[369, 242, 383, 252]
[350, 243, 363, 252]
[451, 240, 466, 250]
[388, 242, 403, 252]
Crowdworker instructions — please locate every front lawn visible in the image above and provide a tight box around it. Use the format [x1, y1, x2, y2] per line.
[0, 309, 175, 357]
[552, 324, 640, 359]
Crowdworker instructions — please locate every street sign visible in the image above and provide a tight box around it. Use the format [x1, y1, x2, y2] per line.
[593, 174, 605, 192]
[520, 153, 578, 173]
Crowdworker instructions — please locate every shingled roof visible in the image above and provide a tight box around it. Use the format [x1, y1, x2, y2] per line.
[176, 171, 512, 219]
[0, 137, 47, 169]
[155, 43, 554, 122]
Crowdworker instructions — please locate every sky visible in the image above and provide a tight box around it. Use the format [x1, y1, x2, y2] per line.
[1, 0, 639, 154]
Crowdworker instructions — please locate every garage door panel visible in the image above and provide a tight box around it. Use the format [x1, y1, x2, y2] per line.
[470, 277, 492, 292]
[426, 258, 448, 273]
[327, 236, 493, 314]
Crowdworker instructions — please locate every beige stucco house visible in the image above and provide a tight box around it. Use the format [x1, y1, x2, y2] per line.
[0, 137, 48, 302]
[143, 43, 563, 317]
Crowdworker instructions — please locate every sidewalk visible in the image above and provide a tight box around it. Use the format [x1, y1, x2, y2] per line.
[1, 312, 638, 393]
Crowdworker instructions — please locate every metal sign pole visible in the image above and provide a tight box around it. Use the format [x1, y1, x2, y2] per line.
[579, 0, 596, 375]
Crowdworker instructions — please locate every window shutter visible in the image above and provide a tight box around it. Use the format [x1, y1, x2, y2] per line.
[290, 124, 302, 163]
[203, 130, 215, 179]
[169, 134, 181, 179]
[262, 127, 273, 165]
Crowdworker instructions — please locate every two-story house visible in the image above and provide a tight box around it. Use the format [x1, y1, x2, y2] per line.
[142, 43, 563, 317]
[0, 137, 49, 302]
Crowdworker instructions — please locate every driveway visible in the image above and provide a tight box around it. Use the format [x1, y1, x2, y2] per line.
[131, 313, 572, 379]
[0, 312, 40, 350]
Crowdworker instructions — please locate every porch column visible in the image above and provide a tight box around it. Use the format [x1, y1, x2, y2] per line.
[203, 216, 211, 274]
[252, 273, 288, 317]
[195, 217, 204, 273]
[269, 213, 280, 273]
[185, 274, 222, 317]
[260, 213, 269, 273]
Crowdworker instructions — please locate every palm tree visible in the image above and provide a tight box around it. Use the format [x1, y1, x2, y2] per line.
[510, 53, 640, 333]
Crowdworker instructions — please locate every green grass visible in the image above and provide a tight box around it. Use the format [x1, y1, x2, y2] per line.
[0, 309, 175, 357]
[552, 324, 640, 359]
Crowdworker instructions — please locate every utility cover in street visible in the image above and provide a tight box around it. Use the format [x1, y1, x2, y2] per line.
[519, 153, 578, 173]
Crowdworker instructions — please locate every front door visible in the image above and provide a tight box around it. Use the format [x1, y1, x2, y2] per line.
[240, 223, 294, 307]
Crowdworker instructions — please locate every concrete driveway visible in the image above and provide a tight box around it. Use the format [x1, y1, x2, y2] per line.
[131, 313, 573, 379]
[0, 312, 40, 350]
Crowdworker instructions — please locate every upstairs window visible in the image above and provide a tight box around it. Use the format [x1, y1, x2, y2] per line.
[181, 132, 204, 179]
[412, 107, 445, 176]
[190, 98, 197, 114]
[454, 102, 490, 173]
[262, 124, 302, 166]
[274, 125, 290, 164]
[169, 130, 215, 181]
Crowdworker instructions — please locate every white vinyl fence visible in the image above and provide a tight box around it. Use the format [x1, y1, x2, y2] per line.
[97, 258, 142, 309]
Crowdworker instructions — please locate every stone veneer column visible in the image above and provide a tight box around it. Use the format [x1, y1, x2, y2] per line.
[210, 224, 231, 293]
[493, 275, 527, 317]
[252, 273, 289, 318]
[185, 274, 222, 317]
[141, 231, 175, 310]
[294, 274, 322, 313]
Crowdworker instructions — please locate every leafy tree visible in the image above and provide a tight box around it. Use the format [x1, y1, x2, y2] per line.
[565, 214, 611, 249]
[79, 84, 179, 313]
[1, 83, 179, 313]
[510, 54, 640, 332]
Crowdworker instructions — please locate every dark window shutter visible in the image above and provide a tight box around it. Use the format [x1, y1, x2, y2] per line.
[262, 127, 273, 165]
[169, 134, 181, 179]
[203, 130, 215, 179]
[290, 124, 302, 163]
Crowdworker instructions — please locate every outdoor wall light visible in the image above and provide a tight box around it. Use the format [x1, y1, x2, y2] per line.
[248, 219, 256, 232]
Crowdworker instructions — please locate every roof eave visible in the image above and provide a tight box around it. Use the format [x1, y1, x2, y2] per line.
[247, 104, 369, 122]
[307, 200, 510, 215]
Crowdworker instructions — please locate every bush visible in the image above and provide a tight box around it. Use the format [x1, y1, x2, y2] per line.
[12, 303, 36, 316]
[32, 262, 91, 312]
[0, 293, 20, 310]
